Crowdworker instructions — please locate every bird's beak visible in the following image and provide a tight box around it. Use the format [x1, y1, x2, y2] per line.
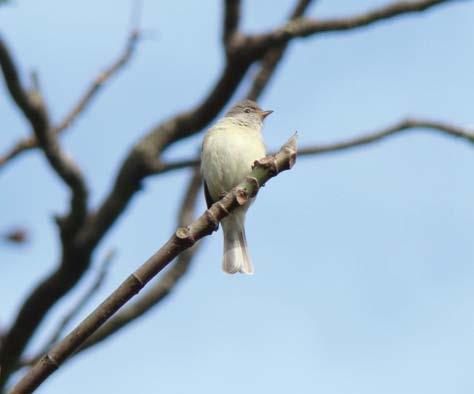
[260, 110, 273, 120]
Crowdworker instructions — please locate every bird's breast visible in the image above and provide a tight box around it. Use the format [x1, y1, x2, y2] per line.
[201, 125, 266, 201]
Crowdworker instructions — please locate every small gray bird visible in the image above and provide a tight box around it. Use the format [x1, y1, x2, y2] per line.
[201, 99, 273, 274]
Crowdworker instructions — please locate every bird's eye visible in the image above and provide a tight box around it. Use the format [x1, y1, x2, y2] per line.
[244, 108, 251, 113]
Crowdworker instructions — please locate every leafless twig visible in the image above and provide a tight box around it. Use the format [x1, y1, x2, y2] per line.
[0, 1, 143, 172]
[298, 118, 474, 156]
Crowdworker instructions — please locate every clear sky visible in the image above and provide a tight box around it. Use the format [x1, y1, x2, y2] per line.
[1, 1, 474, 393]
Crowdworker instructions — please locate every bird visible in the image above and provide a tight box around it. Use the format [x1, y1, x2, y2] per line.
[201, 99, 273, 275]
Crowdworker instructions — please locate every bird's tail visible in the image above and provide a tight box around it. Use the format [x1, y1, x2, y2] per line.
[221, 213, 253, 275]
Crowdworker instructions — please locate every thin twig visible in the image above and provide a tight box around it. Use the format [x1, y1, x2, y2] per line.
[0, 1, 143, 172]
[298, 118, 474, 156]
[8, 134, 298, 394]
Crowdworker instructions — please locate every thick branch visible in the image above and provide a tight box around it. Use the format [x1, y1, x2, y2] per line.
[246, 0, 459, 53]
[9, 135, 298, 394]
[223, 0, 241, 45]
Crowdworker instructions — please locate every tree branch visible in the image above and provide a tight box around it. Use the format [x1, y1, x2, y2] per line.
[143, 117, 474, 173]
[0, 36, 88, 389]
[1, 0, 467, 388]
[0, 15, 141, 172]
[223, 0, 241, 46]
[246, 0, 314, 101]
[8, 134, 298, 394]
[0, 5, 144, 386]
[0, 36, 88, 234]
[245, 0, 460, 54]
[76, 168, 203, 354]
[77, 48, 253, 252]
[21, 250, 116, 367]
[298, 118, 474, 156]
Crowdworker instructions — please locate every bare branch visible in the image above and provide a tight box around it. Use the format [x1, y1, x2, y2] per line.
[0, 36, 88, 234]
[246, 0, 315, 101]
[53, 35, 141, 134]
[9, 135, 298, 394]
[0, 36, 88, 388]
[76, 169, 203, 353]
[0, 5, 249, 388]
[0, 139, 36, 171]
[78, 56, 253, 251]
[140, 117, 474, 173]
[21, 250, 116, 367]
[0, 1, 143, 171]
[223, 0, 241, 45]
[245, 0, 460, 54]
[298, 118, 474, 156]
[0, 5, 145, 385]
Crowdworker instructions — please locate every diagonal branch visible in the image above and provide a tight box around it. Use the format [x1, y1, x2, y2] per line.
[245, 0, 461, 54]
[77, 48, 254, 251]
[53, 33, 140, 135]
[21, 250, 116, 367]
[76, 168, 203, 354]
[0, 18, 141, 172]
[8, 134, 298, 394]
[246, 0, 315, 101]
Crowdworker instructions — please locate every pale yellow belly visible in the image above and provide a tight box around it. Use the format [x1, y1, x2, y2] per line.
[201, 127, 266, 202]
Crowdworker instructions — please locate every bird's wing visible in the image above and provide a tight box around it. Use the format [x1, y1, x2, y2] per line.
[203, 180, 215, 209]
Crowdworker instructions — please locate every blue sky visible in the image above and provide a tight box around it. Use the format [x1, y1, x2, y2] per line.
[1, 1, 474, 393]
